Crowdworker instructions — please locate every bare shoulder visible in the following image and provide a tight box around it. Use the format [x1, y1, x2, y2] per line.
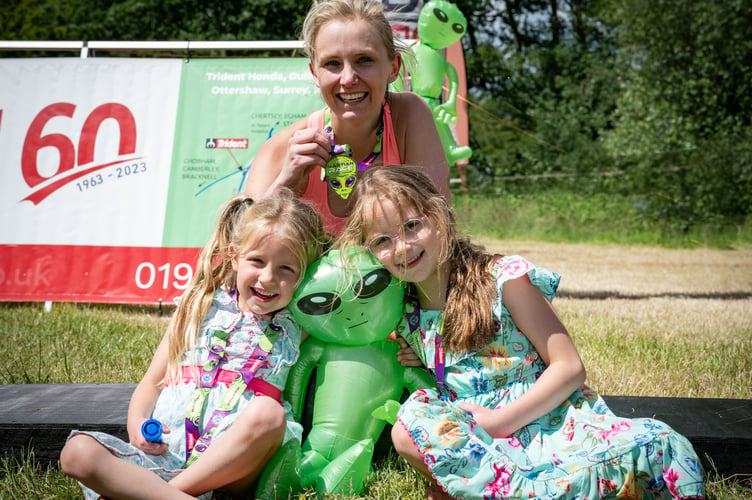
[264, 117, 308, 149]
[389, 91, 432, 119]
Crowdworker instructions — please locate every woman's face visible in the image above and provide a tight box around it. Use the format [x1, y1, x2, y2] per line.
[310, 18, 400, 125]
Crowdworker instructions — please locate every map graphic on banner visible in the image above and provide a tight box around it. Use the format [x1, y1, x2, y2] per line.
[0, 57, 322, 304]
[163, 58, 321, 247]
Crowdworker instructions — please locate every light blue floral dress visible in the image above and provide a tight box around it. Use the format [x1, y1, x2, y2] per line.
[396, 256, 705, 499]
[68, 286, 303, 500]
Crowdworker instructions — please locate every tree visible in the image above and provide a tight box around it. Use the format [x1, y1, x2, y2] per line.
[600, 0, 752, 226]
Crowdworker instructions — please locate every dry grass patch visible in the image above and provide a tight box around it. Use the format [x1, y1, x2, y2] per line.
[477, 239, 752, 296]
[472, 240, 752, 400]
[559, 297, 751, 399]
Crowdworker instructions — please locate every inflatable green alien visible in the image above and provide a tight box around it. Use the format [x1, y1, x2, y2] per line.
[281, 247, 432, 495]
[406, 0, 472, 165]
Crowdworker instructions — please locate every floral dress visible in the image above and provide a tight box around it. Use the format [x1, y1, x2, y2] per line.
[396, 256, 705, 499]
[67, 286, 303, 500]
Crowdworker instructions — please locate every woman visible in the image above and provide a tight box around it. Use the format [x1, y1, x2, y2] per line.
[246, 0, 451, 235]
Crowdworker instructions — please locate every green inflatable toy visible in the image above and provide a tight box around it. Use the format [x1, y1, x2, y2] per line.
[278, 247, 432, 495]
[406, 0, 472, 165]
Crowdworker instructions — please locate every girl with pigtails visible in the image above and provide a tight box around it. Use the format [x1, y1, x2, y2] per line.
[61, 190, 328, 500]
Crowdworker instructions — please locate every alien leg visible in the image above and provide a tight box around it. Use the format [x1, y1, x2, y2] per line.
[255, 439, 302, 500]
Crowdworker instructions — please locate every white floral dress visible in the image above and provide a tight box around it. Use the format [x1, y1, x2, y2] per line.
[396, 256, 705, 499]
[68, 286, 303, 500]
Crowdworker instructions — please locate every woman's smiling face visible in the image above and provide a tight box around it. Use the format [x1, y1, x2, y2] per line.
[309, 18, 400, 123]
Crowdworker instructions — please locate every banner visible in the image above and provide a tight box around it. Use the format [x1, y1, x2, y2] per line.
[0, 57, 323, 304]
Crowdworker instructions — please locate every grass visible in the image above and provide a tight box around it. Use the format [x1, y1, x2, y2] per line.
[1, 192, 751, 498]
[453, 192, 752, 249]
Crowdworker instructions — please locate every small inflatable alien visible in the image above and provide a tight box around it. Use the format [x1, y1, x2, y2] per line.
[408, 0, 472, 165]
[282, 247, 433, 495]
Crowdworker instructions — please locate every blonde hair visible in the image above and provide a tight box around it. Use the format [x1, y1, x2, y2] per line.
[301, 0, 409, 65]
[338, 165, 502, 353]
[164, 190, 328, 380]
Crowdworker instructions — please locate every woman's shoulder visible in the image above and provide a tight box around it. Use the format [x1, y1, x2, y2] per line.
[389, 91, 430, 115]
[265, 115, 310, 146]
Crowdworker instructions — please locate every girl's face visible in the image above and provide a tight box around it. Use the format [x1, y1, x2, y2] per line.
[365, 199, 442, 286]
[310, 18, 400, 124]
[231, 234, 301, 315]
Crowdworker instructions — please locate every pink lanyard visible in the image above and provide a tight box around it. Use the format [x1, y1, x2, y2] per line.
[404, 287, 449, 401]
[183, 322, 280, 466]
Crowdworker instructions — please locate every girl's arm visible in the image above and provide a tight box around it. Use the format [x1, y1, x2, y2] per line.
[391, 92, 452, 204]
[126, 330, 171, 454]
[245, 119, 330, 200]
[461, 275, 586, 438]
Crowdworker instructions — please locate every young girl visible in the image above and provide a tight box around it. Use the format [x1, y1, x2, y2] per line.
[61, 191, 328, 500]
[338, 165, 705, 500]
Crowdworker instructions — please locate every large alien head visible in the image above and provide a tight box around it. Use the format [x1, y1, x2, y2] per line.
[289, 247, 404, 346]
[417, 0, 467, 50]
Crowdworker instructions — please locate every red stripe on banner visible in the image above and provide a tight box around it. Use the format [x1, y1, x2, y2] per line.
[0, 245, 202, 304]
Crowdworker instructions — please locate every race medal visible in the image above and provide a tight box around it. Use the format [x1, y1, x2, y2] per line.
[325, 154, 358, 200]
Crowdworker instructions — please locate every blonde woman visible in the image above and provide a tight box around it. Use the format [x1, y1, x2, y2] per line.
[246, 0, 450, 236]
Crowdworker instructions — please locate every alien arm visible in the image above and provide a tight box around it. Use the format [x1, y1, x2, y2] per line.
[284, 335, 325, 422]
[404, 366, 435, 393]
[438, 60, 460, 123]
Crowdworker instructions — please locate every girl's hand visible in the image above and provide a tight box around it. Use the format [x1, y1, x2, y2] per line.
[131, 421, 171, 456]
[458, 403, 512, 439]
[388, 332, 423, 367]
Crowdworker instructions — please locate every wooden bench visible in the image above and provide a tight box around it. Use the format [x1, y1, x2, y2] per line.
[1, 384, 750, 480]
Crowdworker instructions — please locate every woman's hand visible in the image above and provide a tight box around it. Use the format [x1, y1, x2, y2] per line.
[273, 127, 331, 195]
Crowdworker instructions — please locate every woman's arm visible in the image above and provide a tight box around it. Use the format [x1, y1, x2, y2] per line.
[126, 331, 171, 454]
[391, 92, 452, 204]
[461, 275, 586, 438]
[245, 119, 330, 200]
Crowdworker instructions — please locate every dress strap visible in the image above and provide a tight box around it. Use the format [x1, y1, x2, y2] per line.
[381, 99, 401, 165]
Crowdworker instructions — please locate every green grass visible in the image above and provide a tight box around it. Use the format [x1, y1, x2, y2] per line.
[0, 302, 167, 384]
[453, 192, 752, 249]
[2, 299, 751, 498]
[1, 190, 751, 497]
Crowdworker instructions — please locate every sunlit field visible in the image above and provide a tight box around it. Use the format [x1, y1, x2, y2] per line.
[1, 239, 750, 498]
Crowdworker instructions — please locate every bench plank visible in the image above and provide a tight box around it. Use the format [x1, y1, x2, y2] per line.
[0, 384, 749, 479]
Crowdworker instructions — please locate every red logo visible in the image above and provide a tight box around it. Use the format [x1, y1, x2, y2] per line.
[205, 138, 248, 149]
[21, 102, 139, 204]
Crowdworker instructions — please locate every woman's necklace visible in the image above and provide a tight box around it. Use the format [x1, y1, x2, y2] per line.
[321, 108, 383, 200]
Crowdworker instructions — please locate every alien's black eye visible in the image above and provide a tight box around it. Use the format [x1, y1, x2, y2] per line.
[453, 23, 465, 34]
[353, 269, 392, 299]
[295, 293, 341, 315]
[434, 8, 448, 23]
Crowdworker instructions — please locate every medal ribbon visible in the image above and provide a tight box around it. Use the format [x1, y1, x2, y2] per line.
[183, 322, 281, 466]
